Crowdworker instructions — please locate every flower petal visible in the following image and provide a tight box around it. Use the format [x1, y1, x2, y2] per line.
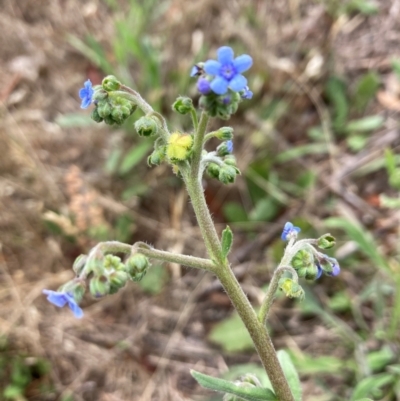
[228, 74, 247, 92]
[233, 55, 253, 73]
[43, 290, 67, 307]
[68, 301, 84, 318]
[210, 76, 229, 95]
[204, 60, 221, 75]
[217, 46, 234, 64]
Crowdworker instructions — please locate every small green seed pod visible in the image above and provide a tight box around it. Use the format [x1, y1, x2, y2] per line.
[126, 253, 150, 282]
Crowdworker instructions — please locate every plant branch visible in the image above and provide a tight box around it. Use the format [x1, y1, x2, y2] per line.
[258, 265, 299, 325]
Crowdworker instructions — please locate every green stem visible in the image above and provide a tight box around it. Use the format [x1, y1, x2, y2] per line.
[184, 125, 295, 399]
[79, 241, 215, 279]
[190, 108, 199, 131]
[216, 265, 295, 401]
[258, 265, 299, 325]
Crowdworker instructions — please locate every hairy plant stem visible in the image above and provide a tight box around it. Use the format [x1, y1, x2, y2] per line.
[79, 241, 215, 279]
[183, 113, 295, 400]
[258, 265, 299, 325]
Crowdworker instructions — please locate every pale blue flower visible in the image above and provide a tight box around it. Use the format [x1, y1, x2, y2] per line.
[281, 222, 301, 241]
[204, 46, 253, 95]
[43, 290, 83, 318]
[79, 79, 94, 109]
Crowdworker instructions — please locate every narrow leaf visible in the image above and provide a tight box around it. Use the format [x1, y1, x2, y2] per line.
[221, 225, 234, 259]
[277, 350, 302, 401]
[351, 373, 394, 400]
[119, 141, 152, 175]
[344, 115, 384, 132]
[191, 370, 277, 401]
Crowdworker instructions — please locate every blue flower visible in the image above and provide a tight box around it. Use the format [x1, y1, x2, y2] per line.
[79, 79, 94, 109]
[241, 86, 253, 99]
[226, 140, 233, 153]
[43, 290, 83, 318]
[281, 221, 301, 241]
[190, 65, 200, 77]
[197, 77, 211, 95]
[327, 258, 341, 276]
[204, 46, 253, 95]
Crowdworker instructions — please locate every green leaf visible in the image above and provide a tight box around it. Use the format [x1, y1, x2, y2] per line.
[324, 217, 390, 273]
[346, 134, 368, 152]
[221, 226, 234, 259]
[223, 202, 248, 223]
[208, 312, 255, 352]
[325, 76, 348, 132]
[351, 373, 395, 400]
[353, 72, 380, 112]
[367, 346, 394, 372]
[119, 140, 152, 175]
[3, 384, 23, 399]
[191, 370, 277, 401]
[344, 115, 384, 132]
[392, 58, 400, 81]
[277, 350, 302, 401]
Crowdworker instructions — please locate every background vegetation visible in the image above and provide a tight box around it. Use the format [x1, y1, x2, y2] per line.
[0, 0, 399, 400]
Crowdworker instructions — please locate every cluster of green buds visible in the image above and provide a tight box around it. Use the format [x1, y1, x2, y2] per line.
[281, 223, 340, 282]
[75, 251, 151, 299]
[91, 76, 136, 125]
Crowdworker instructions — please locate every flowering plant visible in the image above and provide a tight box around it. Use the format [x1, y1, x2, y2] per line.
[44, 46, 343, 401]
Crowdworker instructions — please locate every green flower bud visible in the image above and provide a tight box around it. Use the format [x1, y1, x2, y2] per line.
[291, 249, 314, 271]
[279, 278, 304, 300]
[97, 101, 112, 119]
[218, 165, 237, 184]
[223, 155, 237, 167]
[102, 75, 121, 91]
[172, 96, 193, 115]
[103, 255, 123, 271]
[148, 146, 166, 166]
[207, 162, 221, 179]
[91, 107, 104, 123]
[60, 279, 86, 303]
[126, 253, 150, 282]
[109, 270, 129, 293]
[103, 115, 115, 125]
[215, 127, 234, 141]
[72, 254, 88, 276]
[317, 234, 336, 250]
[89, 275, 110, 298]
[134, 116, 159, 137]
[92, 88, 108, 101]
[216, 142, 231, 157]
[305, 263, 320, 280]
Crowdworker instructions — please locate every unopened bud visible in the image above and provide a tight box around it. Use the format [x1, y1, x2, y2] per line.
[73, 254, 88, 276]
[134, 116, 159, 137]
[102, 75, 121, 91]
[148, 146, 166, 166]
[172, 96, 193, 115]
[317, 234, 336, 250]
[89, 275, 110, 298]
[215, 127, 234, 141]
[126, 253, 150, 282]
[109, 271, 129, 293]
[218, 164, 237, 184]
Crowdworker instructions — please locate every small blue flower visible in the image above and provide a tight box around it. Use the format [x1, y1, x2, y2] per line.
[281, 221, 301, 241]
[327, 257, 341, 276]
[226, 140, 233, 153]
[197, 77, 211, 95]
[241, 86, 253, 99]
[79, 79, 94, 109]
[204, 46, 253, 95]
[43, 290, 83, 318]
